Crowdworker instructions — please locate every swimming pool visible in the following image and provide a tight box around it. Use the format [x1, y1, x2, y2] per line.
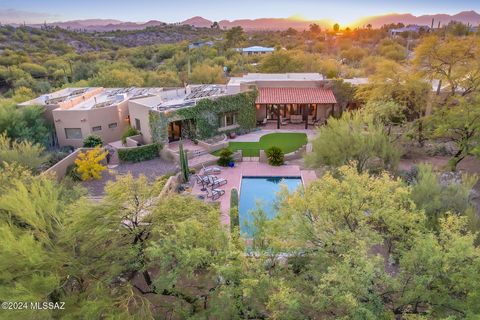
[238, 176, 302, 236]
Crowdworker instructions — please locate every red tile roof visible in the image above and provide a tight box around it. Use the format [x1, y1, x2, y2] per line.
[256, 87, 337, 104]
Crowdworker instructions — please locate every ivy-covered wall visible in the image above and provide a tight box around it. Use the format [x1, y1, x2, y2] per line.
[148, 90, 258, 142]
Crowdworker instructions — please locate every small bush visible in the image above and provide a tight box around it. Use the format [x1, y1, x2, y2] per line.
[83, 134, 103, 148]
[121, 126, 139, 145]
[266, 146, 284, 166]
[118, 143, 159, 163]
[217, 149, 233, 167]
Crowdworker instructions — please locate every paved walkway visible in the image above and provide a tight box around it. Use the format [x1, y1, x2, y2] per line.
[191, 162, 317, 225]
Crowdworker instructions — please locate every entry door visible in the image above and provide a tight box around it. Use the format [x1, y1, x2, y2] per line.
[168, 121, 182, 142]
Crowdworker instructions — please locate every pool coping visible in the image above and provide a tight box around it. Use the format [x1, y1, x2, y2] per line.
[191, 162, 316, 226]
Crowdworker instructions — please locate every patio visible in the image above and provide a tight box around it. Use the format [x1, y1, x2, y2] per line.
[191, 162, 317, 225]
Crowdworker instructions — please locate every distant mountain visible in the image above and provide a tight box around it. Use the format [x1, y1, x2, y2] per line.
[355, 10, 480, 28]
[181, 16, 213, 28]
[181, 17, 330, 30]
[28, 19, 167, 32]
[17, 10, 480, 32]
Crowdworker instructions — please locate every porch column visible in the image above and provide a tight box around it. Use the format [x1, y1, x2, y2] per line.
[277, 105, 280, 129]
[305, 104, 310, 129]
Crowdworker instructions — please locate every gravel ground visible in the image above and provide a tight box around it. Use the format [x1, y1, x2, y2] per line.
[82, 157, 178, 197]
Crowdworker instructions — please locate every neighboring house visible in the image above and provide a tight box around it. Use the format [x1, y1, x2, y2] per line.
[237, 46, 275, 55]
[188, 41, 215, 49]
[389, 25, 430, 36]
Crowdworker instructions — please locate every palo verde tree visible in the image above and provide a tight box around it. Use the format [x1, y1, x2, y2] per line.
[306, 111, 401, 173]
[426, 94, 480, 170]
[414, 35, 480, 97]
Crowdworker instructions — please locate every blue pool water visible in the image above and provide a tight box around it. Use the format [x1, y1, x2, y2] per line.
[238, 176, 302, 236]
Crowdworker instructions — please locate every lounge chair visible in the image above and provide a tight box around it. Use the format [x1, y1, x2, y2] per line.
[202, 164, 221, 175]
[195, 174, 209, 185]
[209, 176, 227, 188]
[205, 187, 225, 200]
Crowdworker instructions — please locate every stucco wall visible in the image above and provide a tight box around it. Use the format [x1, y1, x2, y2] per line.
[53, 100, 129, 148]
[128, 101, 153, 144]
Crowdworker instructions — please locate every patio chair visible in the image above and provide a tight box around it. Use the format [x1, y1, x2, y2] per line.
[205, 187, 225, 200]
[202, 163, 221, 175]
[195, 174, 209, 185]
[209, 176, 227, 188]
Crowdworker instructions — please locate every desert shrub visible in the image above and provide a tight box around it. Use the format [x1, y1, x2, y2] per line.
[74, 146, 108, 181]
[0, 132, 49, 171]
[121, 126, 139, 145]
[217, 149, 233, 167]
[118, 143, 159, 163]
[266, 146, 284, 166]
[83, 134, 103, 148]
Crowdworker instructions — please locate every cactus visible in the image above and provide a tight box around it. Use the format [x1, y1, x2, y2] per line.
[179, 140, 189, 182]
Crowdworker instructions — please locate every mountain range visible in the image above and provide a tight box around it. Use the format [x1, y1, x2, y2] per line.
[19, 11, 480, 32]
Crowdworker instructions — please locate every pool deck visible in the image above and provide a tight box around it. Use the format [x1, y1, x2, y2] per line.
[191, 162, 317, 225]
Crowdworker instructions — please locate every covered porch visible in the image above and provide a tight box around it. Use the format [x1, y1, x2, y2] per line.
[255, 87, 337, 129]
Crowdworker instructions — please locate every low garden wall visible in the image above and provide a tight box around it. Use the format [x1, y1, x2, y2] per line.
[43, 148, 93, 181]
[159, 173, 182, 198]
[197, 136, 229, 153]
[258, 145, 306, 163]
[125, 134, 143, 147]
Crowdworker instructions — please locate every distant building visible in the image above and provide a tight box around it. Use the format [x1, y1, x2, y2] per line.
[188, 41, 215, 49]
[237, 46, 275, 55]
[389, 25, 430, 36]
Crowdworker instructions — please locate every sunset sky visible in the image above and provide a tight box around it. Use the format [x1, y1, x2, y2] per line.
[1, 0, 479, 25]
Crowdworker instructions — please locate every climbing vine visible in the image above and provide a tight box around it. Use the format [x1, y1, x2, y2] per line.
[148, 90, 258, 141]
[149, 111, 169, 143]
[178, 90, 257, 139]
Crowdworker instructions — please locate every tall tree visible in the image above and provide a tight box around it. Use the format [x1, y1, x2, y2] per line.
[414, 35, 480, 96]
[426, 95, 480, 170]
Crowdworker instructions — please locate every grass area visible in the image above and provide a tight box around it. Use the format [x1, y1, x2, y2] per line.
[213, 132, 308, 157]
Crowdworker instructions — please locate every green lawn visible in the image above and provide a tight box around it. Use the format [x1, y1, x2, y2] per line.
[213, 132, 308, 157]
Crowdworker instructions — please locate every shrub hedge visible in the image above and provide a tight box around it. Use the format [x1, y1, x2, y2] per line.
[118, 143, 160, 163]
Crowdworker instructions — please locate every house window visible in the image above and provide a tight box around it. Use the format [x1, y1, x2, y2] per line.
[92, 126, 102, 132]
[135, 118, 141, 130]
[219, 112, 237, 128]
[108, 122, 118, 129]
[65, 128, 82, 140]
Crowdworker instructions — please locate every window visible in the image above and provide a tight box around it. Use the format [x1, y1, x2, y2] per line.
[108, 122, 118, 129]
[135, 118, 141, 130]
[219, 112, 237, 128]
[65, 128, 82, 140]
[92, 126, 102, 132]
